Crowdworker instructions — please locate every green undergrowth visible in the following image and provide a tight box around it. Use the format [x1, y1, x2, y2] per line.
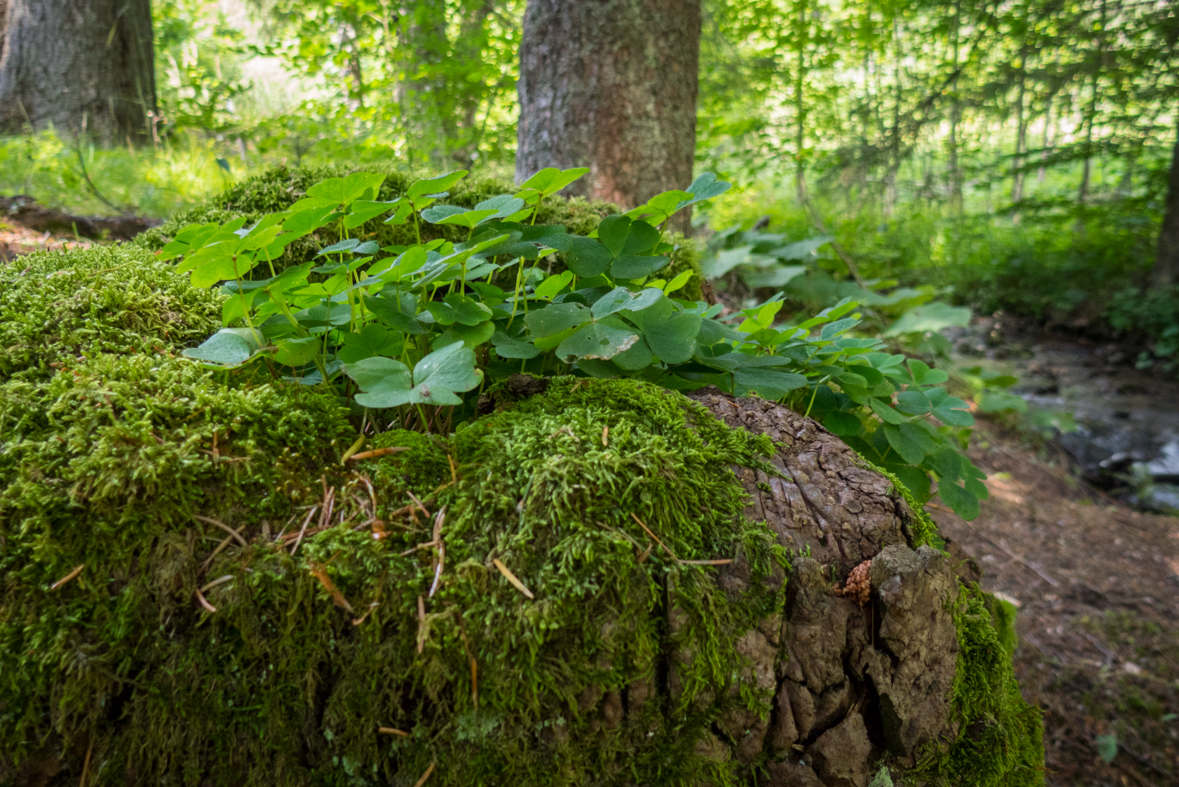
[135, 164, 705, 301]
[912, 586, 1045, 786]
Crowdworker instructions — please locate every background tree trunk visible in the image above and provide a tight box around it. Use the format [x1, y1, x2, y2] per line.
[0, 0, 156, 141]
[1155, 119, 1179, 289]
[516, 0, 701, 226]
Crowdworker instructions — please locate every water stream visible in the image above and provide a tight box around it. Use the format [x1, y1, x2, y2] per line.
[947, 316, 1179, 512]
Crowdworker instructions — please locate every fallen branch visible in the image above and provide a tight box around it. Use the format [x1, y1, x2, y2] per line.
[0, 195, 159, 241]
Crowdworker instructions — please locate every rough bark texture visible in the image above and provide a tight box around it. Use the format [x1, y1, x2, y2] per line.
[516, 0, 701, 226]
[681, 388, 962, 785]
[1155, 118, 1179, 289]
[0, 0, 156, 140]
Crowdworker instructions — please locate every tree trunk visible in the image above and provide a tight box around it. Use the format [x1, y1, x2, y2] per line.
[516, 0, 701, 225]
[1155, 118, 1179, 289]
[0, 0, 155, 141]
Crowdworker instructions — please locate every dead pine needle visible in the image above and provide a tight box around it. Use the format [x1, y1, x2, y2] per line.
[407, 490, 430, 519]
[349, 447, 408, 462]
[195, 588, 217, 613]
[199, 574, 234, 594]
[201, 523, 247, 573]
[79, 738, 93, 787]
[630, 513, 679, 561]
[413, 762, 436, 787]
[193, 515, 247, 547]
[492, 558, 535, 599]
[310, 564, 354, 613]
[377, 726, 410, 738]
[602, 424, 609, 447]
[289, 506, 318, 556]
[447, 453, 459, 486]
[50, 564, 85, 590]
[679, 558, 735, 566]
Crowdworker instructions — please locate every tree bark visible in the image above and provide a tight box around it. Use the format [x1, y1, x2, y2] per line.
[1155, 118, 1179, 289]
[516, 0, 701, 225]
[0, 0, 156, 141]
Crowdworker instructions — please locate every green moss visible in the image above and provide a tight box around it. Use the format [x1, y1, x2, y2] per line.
[1, 369, 787, 786]
[134, 164, 705, 302]
[0, 244, 223, 382]
[912, 585, 1045, 787]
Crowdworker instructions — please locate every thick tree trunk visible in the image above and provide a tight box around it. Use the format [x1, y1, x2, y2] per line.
[1155, 119, 1179, 289]
[0, 0, 156, 141]
[516, 0, 701, 223]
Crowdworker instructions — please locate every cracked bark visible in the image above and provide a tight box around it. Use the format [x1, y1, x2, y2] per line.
[0, 0, 156, 141]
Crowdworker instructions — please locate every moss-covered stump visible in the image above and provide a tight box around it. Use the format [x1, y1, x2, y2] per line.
[0, 248, 1041, 786]
[133, 164, 706, 301]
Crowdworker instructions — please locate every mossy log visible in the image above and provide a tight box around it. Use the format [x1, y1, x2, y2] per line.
[0, 242, 1041, 786]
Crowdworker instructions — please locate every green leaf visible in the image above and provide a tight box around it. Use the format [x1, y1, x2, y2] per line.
[474, 195, 526, 223]
[869, 398, 907, 424]
[339, 324, 402, 364]
[364, 295, 429, 335]
[525, 302, 591, 337]
[932, 394, 974, 427]
[421, 205, 473, 224]
[273, 337, 321, 367]
[591, 287, 664, 319]
[318, 238, 361, 256]
[643, 313, 702, 364]
[408, 170, 468, 201]
[734, 368, 808, 399]
[906, 359, 950, 386]
[677, 172, 731, 209]
[771, 235, 833, 260]
[519, 167, 590, 196]
[823, 411, 862, 436]
[283, 204, 337, 236]
[443, 293, 494, 326]
[307, 172, 386, 207]
[548, 235, 613, 277]
[491, 331, 540, 359]
[612, 255, 670, 280]
[883, 424, 926, 464]
[883, 302, 972, 337]
[938, 481, 980, 520]
[557, 319, 640, 361]
[183, 330, 255, 366]
[890, 465, 932, 504]
[345, 199, 401, 229]
[436, 320, 495, 350]
[612, 336, 654, 370]
[1095, 735, 1118, 765]
[348, 357, 413, 408]
[535, 271, 574, 301]
[597, 215, 660, 257]
[895, 390, 931, 415]
[411, 342, 482, 402]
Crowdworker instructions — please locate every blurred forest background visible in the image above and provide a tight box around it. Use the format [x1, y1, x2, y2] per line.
[0, 0, 1176, 368]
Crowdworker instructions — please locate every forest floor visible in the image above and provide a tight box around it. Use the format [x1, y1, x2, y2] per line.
[0, 220, 94, 261]
[933, 417, 1179, 787]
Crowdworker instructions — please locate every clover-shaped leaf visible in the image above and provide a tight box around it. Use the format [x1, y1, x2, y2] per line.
[519, 167, 590, 196]
[347, 342, 481, 408]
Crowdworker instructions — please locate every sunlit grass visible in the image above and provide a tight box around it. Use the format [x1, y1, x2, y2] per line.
[0, 130, 260, 219]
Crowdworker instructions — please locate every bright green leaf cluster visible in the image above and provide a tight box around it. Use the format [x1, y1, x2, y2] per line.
[165, 167, 986, 519]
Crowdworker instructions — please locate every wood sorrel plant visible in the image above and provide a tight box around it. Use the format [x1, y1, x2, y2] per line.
[161, 168, 988, 520]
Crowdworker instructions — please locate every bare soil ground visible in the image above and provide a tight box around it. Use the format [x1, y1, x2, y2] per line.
[0, 220, 93, 261]
[932, 418, 1179, 786]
